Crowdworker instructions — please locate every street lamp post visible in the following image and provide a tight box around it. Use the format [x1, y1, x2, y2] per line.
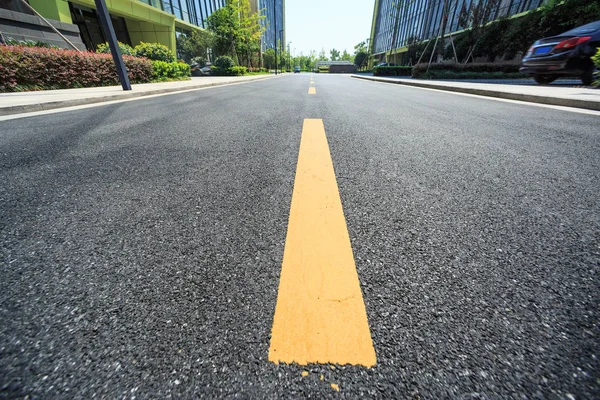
[274, 0, 277, 75]
[279, 29, 284, 72]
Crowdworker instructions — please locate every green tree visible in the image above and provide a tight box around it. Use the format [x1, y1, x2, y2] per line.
[263, 48, 276, 69]
[176, 30, 215, 63]
[329, 48, 340, 61]
[236, 0, 264, 68]
[318, 48, 328, 61]
[353, 39, 370, 70]
[340, 49, 353, 63]
[206, 0, 263, 67]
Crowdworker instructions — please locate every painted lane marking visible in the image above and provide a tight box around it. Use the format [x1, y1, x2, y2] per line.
[268, 119, 376, 367]
[309, 87, 317, 95]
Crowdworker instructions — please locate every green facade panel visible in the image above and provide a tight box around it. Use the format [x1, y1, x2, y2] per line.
[29, 0, 72, 23]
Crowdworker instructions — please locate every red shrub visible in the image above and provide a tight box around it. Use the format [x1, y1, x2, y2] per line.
[0, 46, 153, 91]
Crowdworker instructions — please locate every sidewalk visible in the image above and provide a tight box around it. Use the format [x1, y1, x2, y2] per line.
[0, 75, 275, 116]
[351, 75, 600, 111]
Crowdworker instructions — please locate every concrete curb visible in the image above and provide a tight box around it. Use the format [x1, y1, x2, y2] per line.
[351, 75, 600, 111]
[0, 75, 274, 116]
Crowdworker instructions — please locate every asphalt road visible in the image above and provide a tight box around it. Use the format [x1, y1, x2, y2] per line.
[1, 74, 599, 399]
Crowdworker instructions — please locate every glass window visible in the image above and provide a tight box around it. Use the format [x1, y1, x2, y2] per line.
[162, 0, 172, 14]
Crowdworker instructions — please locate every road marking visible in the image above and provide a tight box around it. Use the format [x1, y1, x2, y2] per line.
[310, 81, 315, 84]
[308, 87, 316, 94]
[268, 119, 376, 367]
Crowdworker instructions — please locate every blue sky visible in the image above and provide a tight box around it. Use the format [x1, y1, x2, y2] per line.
[285, 0, 375, 57]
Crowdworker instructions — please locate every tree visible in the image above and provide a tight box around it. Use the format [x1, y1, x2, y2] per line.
[329, 48, 340, 61]
[353, 39, 370, 70]
[236, 0, 264, 68]
[354, 40, 368, 54]
[457, 0, 501, 63]
[206, 0, 263, 67]
[340, 49, 353, 63]
[176, 29, 215, 63]
[263, 48, 276, 69]
[318, 48, 328, 61]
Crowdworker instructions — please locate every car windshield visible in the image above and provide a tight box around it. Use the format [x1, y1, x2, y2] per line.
[561, 20, 600, 35]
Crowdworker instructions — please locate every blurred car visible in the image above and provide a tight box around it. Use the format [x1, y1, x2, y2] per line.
[520, 20, 600, 85]
[294, 66, 301, 73]
[190, 62, 212, 76]
[376, 62, 397, 67]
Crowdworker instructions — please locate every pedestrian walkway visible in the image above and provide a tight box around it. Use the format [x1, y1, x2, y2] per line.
[352, 75, 600, 111]
[0, 75, 275, 116]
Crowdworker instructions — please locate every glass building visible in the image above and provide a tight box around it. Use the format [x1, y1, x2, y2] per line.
[138, 0, 226, 29]
[258, 0, 285, 50]
[370, 0, 545, 56]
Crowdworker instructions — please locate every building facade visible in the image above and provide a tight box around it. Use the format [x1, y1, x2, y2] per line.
[256, 0, 284, 51]
[1, 0, 285, 57]
[0, 0, 227, 53]
[370, 0, 545, 59]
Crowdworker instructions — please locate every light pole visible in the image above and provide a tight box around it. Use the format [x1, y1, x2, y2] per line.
[274, 0, 277, 75]
[279, 29, 284, 72]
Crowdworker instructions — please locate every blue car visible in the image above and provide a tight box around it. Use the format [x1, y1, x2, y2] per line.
[520, 20, 600, 85]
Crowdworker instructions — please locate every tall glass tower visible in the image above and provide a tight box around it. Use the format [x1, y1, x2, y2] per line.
[258, 0, 285, 51]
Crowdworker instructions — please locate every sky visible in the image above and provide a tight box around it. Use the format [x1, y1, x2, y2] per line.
[285, 0, 375, 57]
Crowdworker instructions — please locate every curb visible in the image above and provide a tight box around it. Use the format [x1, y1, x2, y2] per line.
[0, 75, 274, 116]
[351, 75, 600, 111]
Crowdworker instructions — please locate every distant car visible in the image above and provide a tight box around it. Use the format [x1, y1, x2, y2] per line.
[294, 66, 301, 73]
[520, 20, 600, 85]
[377, 62, 397, 67]
[190, 62, 211, 76]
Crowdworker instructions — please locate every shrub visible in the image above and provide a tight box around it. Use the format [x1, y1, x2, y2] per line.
[373, 66, 413, 76]
[229, 66, 247, 76]
[152, 60, 190, 81]
[412, 62, 521, 79]
[190, 56, 207, 66]
[133, 42, 175, 62]
[209, 65, 247, 76]
[5, 37, 58, 49]
[214, 55, 235, 69]
[593, 48, 600, 88]
[0, 46, 153, 92]
[96, 41, 134, 56]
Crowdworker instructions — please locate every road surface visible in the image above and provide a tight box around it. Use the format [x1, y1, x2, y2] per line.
[1, 74, 599, 398]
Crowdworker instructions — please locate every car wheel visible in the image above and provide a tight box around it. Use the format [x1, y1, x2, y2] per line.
[533, 75, 557, 85]
[581, 64, 596, 86]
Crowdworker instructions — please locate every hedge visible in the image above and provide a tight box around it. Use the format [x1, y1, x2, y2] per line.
[210, 65, 248, 76]
[96, 41, 134, 56]
[412, 63, 521, 79]
[152, 60, 191, 80]
[373, 66, 413, 76]
[0, 46, 153, 92]
[593, 48, 600, 88]
[132, 42, 175, 62]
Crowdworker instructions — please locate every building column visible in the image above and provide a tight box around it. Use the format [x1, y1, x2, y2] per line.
[28, 0, 73, 23]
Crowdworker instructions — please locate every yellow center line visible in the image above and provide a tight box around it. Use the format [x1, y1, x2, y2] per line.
[268, 119, 376, 367]
[310, 81, 315, 84]
[308, 87, 316, 95]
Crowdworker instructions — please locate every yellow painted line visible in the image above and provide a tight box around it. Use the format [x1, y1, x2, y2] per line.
[268, 119, 376, 367]
[310, 81, 315, 84]
[308, 87, 316, 95]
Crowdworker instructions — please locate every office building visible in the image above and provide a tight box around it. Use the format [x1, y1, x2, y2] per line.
[252, 0, 284, 51]
[0, 0, 227, 53]
[370, 0, 545, 61]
